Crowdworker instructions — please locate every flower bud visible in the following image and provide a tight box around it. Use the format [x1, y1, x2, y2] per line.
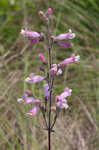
[39, 11, 48, 21]
[39, 11, 45, 18]
[39, 53, 48, 64]
[46, 8, 52, 16]
[25, 89, 33, 96]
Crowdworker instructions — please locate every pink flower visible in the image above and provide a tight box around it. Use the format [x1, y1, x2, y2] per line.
[55, 87, 72, 109]
[24, 98, 40, 104]
[59, 88, 72, 99]
[49, 64, 57, 76]
[43, 83, 50, 99]
[49, 64, 63, 76]
[25, 89, 33, 96]
[56, 99, 69, 109]
[46, 8, 52, 17]
[64, 88, 72, 96]
[52, 29, 75, 41]
[25, 73, 46, 83]
[51, 106, 56, 111]
[39, 53, 48, 64]
[20, 29, 44, 42]
[56, 68, 62, 76]
[21, 29, 40, 38]
[58, 54, 80, 67]
[27, 104, 39, 115]
[17, 93, 40, 104]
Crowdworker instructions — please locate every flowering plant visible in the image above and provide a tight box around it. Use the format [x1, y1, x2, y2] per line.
[18, 8, 80, 150]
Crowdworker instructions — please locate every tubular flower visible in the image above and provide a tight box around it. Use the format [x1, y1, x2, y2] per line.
[52, 29, 75, 41]
[55, 87, 72, 109]
[49, 64, 63, 76]
[56, 99, 69, 109]
[27, 104, 39, 115]
[25, 73, 46, 83]
[56, 68, 62, 76]
[20, 29, 44, 42]
[59, 88, 72, 99]
[17, 93, 40, 104]
[58, 54, 80, 67]
[46, 8, 52, 17]
[49, 64, 57, 76]
[39, 53, 48, 64]
[43, 83, 50, 100]
[56, 87, 72, 100]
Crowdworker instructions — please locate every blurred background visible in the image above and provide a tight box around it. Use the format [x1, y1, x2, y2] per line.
[0, 0, 99, 150]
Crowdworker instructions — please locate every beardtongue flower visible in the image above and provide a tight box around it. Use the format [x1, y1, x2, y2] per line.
[58, 54, 80, 67]
[46, 8, 52, 17]
[25, 73, 46, 83]
[20, 29, 44, 42]
[49, 64, 63, 76]
[27, 104, 39, 115]
[21, 29, 40, 38]
[39, 53, 48, 64]
[56, 87, 72, 101]
[51, 29, 75, 41]
[43, 83, 50, 100]
[17, 93, 40, 104]
[59, 88, 72, 99]
[56, 99, 69, 109]
[55, 87, 72, 109]
[24, 98, 40, 104]
[49, 64, 57, 76]
[56, 68, 62, 76]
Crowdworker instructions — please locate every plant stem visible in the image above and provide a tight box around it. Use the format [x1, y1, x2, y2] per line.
[47, 20, 52, 150]
[51, 113, 57, 130]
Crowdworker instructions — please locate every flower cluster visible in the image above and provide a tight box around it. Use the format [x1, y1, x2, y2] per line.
[18, 8, 80, 128]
